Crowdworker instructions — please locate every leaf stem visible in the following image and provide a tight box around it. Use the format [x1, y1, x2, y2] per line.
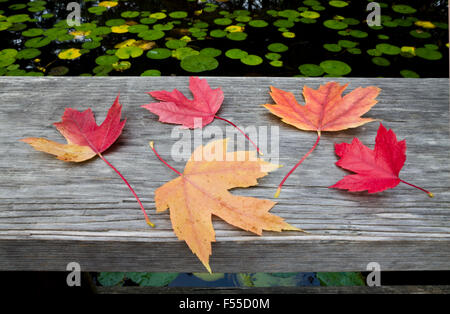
[399, 179, 434, 197]
[275, 132, 321, 198]
[97, 153, 155, 227]
[149, 141, 182, 176]
[214, 115, 263, 155]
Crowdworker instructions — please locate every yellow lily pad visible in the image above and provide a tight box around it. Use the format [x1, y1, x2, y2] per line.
[98, 1, 118, 8]
[111, 25, 129, 33]
[58, 48, 82, 60]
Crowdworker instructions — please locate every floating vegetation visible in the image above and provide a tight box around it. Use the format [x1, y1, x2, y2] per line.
[0, 0, 447, 77]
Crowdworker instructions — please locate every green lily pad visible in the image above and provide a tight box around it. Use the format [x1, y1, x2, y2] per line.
[126, 273, 178, 287]
[392, 4, 416, 14]
[165, 39, 187, 49]
[121, 11, 139, 18]
[115, 46, 143, 59]
[278, 9, 301, 19]
[128, 24, 149, 33]
[93, 64, 113, 75]
[376, 43, 401, 55]
[270, 60, 283, 67]
[154, 23, 174, 31]
[141, 69, 161, 76]
[24, 36, 52, 48]
[97, 272, 125, 287]
[146, 48, 171, 59]
[378, 34, 390, 40]
[323, 43, 342, 52]
[268, 43, 288, 52]
[349, 30, 368, 38]
[172, 47, 199, 60]
[347, 48, 362, 54]
[329, 1, 349, 8]
[140, 17, 157, 24]
[225, 48, 248, 59]
[371, 56, 390, 66]
[82, 41, 101, 50]
[367, 49, 382, 56]
[235, 15, 252, 23]
[22, 28, 44, 37]
[9, 4, 27, 10]
[342, 18, 360, 25]
[241, 54, 263, 66]
[138, 29, 165, 40]
[265, 52, 281, 61]
[16, 48, 41, 59]
[300, 11, 320, 19]
[180, 54, 218, 72]
[214, 18, 232, 26]
[150, 12, 166, 20]
[248, 20, 268, 27]
[7, 14, 30, 23]
[200, 48, 222, 58]
[226, 32, 247, 41]
[273, 19, 294, 28]
[320, 60, 352, 75]
[169, 11, 188, 19]
[105, 19, 126, 26]
[88, 6, 107, 15]
[210, 29, 227, 38]
[317, 272, 365, 286]
[299, 64, 324, 76]
[400, 69, 420, 78]
[410, 30, 431, 38]
[323, 20, 348, 30]
[338, 40, 357, 48]
[424, 44, 439, 50]
[0, 21, 12, 31]
[415, 48, 442, 60]
[95, 55, 119, 65]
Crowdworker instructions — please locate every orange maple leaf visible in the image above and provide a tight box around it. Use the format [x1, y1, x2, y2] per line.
[150, 138, 302, 272]
[263, 81, 381, 197]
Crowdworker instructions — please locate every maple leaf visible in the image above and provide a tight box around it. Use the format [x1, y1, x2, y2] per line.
[21, 94, 154, 226]
[149, 138, 302, 272]
[330, 123, 433, 197]
[263, 81, 381, 197]
[142, 76, 262, 154]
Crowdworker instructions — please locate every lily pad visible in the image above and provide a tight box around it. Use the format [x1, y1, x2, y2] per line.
[415, 48, 442, 60]
[320, 60, 352, 75]
[241, 54, 263, 66]
[95, 55, 119, 65]
[349, 30, 368, 38]
[22, 28, 44, 37]
[138, 29, 165, 40]
[169, 11, 188, 19]
[141, 69, 161, 76]
[265, 52, 281, 61]
[376, 43, 401, 55]
[329, 1, 349, 8]
[300, 11, 320, 19]
[58, 48, 82, 60]
[225, 48, 248, 59]
[338, 40, 357, 48]
[299, 64, 324, 76]
[371, 56, 390, 66]
[210, 29, 227, 37]
[128, 24, 149, 33]
[146, 48, 171, 59]
[16, 48, 41, 59]
[150, 12, 167, 20]
[410, 30, 431, 38]
[112, 61, 131, 71]
[105, 19, 126, 26]
[200, 48, 222, 58]
[115, 46, 143, 59]
[400, 69, 420, 78]
[180, 54, 218, 72]
[323, 20, 348, 30]
[121, 11, 139, 18]
[268, 43, 288, 52]
[48, 66, 69, 76]
[7, 14, 30, 23]
[392, 4, 416, 14]
[172, 47, 199, 60]
[248, 20, 268, 27]
[165, 39, 187, 49]
[226, 32, 247, 41]
[214, 18, 232, 26]
[323, 43, 342, 52]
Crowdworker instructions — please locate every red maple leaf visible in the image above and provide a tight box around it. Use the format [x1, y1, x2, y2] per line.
[21, 95, 154, 226]
[142, 76, 261, 154]
[330, 123, 433, 197]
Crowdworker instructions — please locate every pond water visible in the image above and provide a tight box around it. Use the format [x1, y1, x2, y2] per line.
[0, 0, 448, 77]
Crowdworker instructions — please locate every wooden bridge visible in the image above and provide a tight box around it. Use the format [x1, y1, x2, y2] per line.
[0, 77, 448, 280]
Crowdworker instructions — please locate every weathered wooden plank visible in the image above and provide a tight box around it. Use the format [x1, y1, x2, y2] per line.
[96, 285, 450, 294]
[0, 77, 448, 272]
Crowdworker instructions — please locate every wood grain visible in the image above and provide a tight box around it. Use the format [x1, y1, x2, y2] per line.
[0, 77, 448, 272]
